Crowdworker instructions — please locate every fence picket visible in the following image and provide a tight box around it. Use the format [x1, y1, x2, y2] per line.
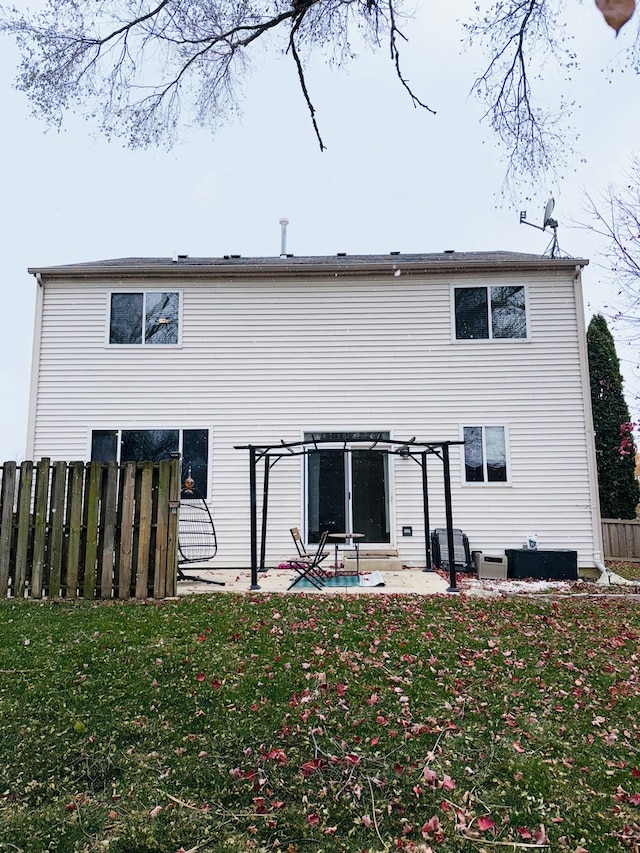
[166, 458, 180, 598]
[100, 462, 119, 599]
[0, 462, 17, 597]
[135, 462, 153, 599]
[118, 462, 136, 599]
[65, 462, 85, 599]
[31, 459, 50, 599]
[83, 462, 102, 599]
[48, 462, 67, 597]
[14, 461, 34, 598]
[154, 460, 171, 598]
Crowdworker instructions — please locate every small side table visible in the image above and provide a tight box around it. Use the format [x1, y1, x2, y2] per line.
[328, 533, 364, 576]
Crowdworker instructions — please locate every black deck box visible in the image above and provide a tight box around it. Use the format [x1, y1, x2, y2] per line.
[505, 549, 578, 581]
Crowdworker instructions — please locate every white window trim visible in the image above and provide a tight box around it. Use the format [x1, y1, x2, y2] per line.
[459, 423, 512, 486]
[450, 283, 530, 342]
[105, 289, 183, 347]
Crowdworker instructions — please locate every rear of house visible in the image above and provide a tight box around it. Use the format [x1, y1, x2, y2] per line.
[26, 251, 603, 570]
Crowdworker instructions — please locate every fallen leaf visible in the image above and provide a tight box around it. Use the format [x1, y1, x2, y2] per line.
[595, 0, 636, 32]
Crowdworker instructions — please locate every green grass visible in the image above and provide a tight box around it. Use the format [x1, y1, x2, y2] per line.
[0, 594, 639, 852]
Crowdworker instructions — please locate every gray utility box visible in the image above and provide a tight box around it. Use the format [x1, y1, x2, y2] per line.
[477, 553, 508, 580]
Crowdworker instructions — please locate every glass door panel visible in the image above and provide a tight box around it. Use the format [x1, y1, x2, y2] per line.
[352, 451, 390, 542]
[307, 450, 346, 543]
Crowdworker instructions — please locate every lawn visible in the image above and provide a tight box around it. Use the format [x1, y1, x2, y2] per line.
[0, 593, 638, 853]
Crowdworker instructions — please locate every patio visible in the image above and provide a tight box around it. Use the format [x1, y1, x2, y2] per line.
[176, 564, 451, 595]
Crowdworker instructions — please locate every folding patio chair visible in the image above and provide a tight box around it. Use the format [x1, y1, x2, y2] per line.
[287, 530, 330, 590]
[430, 527, 473, 572]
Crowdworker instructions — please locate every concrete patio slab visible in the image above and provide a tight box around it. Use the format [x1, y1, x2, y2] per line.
[177, 565, 451, 596]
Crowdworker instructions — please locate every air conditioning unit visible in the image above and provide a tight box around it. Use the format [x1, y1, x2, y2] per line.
[477, 552, 508, 580]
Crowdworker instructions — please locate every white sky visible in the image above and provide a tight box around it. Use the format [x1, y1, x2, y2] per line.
[0, 1, 638, 460]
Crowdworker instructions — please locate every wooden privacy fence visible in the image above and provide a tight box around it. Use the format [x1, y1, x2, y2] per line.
[601, 518, 640, 562]
[0, 458, 181, 600]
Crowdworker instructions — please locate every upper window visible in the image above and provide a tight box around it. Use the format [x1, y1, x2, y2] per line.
[463, 426, 508, 483]
[90, 428, 209, 497]
[109, 292, 180, 345]
[454, 286, 526, 340]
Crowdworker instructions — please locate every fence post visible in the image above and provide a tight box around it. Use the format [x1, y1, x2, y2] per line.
[0, 462, 17, 598]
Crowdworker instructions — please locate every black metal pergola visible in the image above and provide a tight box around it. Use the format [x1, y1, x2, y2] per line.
[234, 436, 465, 593]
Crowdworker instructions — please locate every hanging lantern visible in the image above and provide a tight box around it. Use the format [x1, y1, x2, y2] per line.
[595, 0, 636, 33]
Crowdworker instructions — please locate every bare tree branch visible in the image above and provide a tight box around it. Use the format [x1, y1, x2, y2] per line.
[581, 157, 640, 340]
[0, 0, 429, 150]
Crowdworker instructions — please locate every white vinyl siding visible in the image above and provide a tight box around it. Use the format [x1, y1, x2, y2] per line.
[29, 267, 598, 568]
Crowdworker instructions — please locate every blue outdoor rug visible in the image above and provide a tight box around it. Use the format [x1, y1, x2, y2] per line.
[295, 575, 359, 589]
[294, 572, 385, 590]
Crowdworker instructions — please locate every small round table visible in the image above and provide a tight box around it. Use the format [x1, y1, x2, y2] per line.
[328, 533, 364, 575]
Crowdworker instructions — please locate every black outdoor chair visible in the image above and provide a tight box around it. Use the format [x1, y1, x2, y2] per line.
[431, 527, 473, 572]
[287, 530, 330, 590]
[177, 492, 224, 586]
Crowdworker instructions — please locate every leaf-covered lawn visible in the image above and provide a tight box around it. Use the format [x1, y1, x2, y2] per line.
[0, 593, 638, 853]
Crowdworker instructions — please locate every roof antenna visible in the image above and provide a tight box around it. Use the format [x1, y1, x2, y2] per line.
[279, 218, 289, 258]
[519, 198, 561, 258]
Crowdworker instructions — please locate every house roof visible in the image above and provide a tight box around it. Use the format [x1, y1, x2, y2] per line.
[29, 251, 588, 280]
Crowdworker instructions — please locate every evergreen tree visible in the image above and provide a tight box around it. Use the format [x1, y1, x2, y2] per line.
[587, 314, 639, 519]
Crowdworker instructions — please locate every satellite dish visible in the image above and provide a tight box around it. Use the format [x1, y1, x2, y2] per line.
[543, 198, 555, 230]
[519, 198, 562, 258]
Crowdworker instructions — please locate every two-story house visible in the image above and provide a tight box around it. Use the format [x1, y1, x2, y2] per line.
[26, 251, 603, 571]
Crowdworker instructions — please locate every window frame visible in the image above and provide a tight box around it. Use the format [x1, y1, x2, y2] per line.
[106, 289, 183, 347]
[460, 424, 511, 486]
[452, 284, 529, 342]
[88, 426, 210, 497]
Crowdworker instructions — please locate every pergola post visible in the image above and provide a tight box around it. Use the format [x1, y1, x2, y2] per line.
[421, 450, 432, 572]
[442, 444, 459, 593]
[249, 446, 260, 590]
[259, 456, 270, 572]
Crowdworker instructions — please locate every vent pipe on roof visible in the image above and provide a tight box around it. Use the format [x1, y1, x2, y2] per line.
[279, 218, 289, 257]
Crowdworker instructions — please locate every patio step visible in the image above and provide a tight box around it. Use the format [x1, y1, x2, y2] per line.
[342, 549, 403, 572]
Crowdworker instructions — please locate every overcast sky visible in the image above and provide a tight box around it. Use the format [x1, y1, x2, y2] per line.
[1, 1, 638, 459]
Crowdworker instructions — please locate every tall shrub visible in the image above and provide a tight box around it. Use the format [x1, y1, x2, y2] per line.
[586, 314, 639, 518]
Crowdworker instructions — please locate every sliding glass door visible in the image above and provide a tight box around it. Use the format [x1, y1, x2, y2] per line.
[306, 434, 390, 544]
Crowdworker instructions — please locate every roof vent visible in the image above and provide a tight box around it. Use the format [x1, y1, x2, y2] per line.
[337, 252, 347, 257]
[279, 217, 289, 257]
[390, 251, 400, 255]
[444, 249, 455, 254]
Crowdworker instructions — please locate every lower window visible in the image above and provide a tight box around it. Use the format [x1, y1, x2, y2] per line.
[91, 428, 209, 497]
[463, 426, 508, 483]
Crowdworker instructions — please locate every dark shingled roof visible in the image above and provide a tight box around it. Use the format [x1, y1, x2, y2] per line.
[29, 251, 588, 279]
